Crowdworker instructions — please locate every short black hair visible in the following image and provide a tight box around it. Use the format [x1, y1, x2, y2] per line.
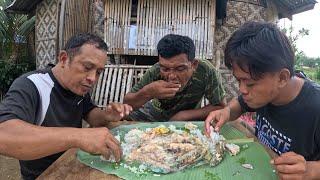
[225, 21, 294, 80]
[63, 33, 108, 59]
[157, 34, 195, 61]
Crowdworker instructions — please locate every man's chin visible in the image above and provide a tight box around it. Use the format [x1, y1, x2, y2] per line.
[246, 102, 264, 109]
[76, 89, 90, 96]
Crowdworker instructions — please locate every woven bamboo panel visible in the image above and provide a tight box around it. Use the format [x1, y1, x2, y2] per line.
[35, 0, 59, 69]
[105, 0, 216, 59]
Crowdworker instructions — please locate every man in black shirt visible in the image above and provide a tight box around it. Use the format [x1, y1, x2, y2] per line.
[205, 21, 320, 179]
[0, 33, 132, 179]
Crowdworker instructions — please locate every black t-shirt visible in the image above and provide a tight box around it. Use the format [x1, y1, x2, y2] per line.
[0, 68, 96, 179]
[238, 79, 320, 161]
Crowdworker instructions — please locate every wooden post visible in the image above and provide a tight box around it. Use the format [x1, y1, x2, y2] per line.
[211, 0, 216, 63]
[59, 0, 67, 50]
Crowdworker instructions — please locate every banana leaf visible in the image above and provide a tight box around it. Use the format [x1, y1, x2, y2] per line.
[77, 121, 278, 180]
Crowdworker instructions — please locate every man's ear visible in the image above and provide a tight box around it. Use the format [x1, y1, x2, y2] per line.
[191, 59, 199, 70]
[278, 68, 291, 88]
[58, 51, 69, 67]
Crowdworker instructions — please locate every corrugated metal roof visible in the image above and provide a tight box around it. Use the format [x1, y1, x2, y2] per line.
[5, 0, 43, 14]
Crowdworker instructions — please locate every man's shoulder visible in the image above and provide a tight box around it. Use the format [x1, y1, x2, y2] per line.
[149, 63, 160, 72]
[140, 63, 160, 79]
[303, 80, 320, 103]
[196, 60, 216, 73]
[193, 60, 218, 82]
[19, 68, 51, 80]
[11, 68, 52, 93]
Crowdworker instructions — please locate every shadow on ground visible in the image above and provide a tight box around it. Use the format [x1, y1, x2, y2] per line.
[0, 155, 21, 180]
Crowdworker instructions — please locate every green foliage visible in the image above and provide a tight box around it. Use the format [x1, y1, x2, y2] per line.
[299, 67, 320, 84]
[280, 25, 309, 69]
[0, 60, 35, 93]
[0, 0, 35, 61]
[0, 0, 36, 95]
[280, 23, 320, 84]
[316, 68, 320, 81]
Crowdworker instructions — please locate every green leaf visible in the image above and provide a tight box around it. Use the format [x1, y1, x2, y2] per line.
[77, 122, 278, 180]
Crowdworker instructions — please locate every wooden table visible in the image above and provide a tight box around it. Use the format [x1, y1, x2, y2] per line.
[37, 120, 277, 180]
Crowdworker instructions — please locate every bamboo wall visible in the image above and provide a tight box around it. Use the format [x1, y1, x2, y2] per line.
[60, 0, 94, 49]
[105, 0, 216, 60]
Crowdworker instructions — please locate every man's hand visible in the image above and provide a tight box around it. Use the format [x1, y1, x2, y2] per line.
[145, 80, 181, 99]
[76, 127, 122, 162]
[105, 103, 133, 121]
[272, 152, 307, 180]
[204, 107, 230, 136]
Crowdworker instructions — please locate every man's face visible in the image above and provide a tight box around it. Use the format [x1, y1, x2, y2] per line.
[159, 54, 198, 90]
[62, 44, 107, 96]
[232, 63, 282, 109]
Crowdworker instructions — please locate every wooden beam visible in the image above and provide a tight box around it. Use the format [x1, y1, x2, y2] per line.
[59, 0, 67, 51]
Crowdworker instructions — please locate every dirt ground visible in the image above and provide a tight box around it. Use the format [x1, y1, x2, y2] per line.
[0, 155, 21, 180]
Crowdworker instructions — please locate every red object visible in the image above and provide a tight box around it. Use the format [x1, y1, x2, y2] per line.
[240, 112, 256, 127]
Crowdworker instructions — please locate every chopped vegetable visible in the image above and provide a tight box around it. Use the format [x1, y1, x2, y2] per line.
[237, 157, 246, 164]
[204, 170, 221, 180]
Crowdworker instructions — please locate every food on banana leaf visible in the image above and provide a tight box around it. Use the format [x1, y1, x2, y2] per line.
[242, 163, 254, 170]
[101, 123, 232, 174]
[225, 143, 240, 156]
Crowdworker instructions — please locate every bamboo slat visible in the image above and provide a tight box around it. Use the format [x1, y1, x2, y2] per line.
[126, 68, 134, 93]
[210, 0, 216, 58]
[205, 0, 209, 58]
[114, 68, 123, 102]
[120, 68, 128, 102]
[160, 0, 164, 44]
[98, 68, 109, 105]
[93, 68, 105, 103]
[149, 0, 155, 55]
[109, 67, 118, 102]
[190, 0, 195, 43]
[186, 0, 190, 37]
[103, 67, 113, 106]
[145, 0, 150, 56]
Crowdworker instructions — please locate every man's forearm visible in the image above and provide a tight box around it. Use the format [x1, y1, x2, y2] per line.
[306, 161, 320, 179]
[0, 119, 80, 160]
[228, 97, 244, 121]
[85, 107, 109, 127]
[123, 89, 152, 109]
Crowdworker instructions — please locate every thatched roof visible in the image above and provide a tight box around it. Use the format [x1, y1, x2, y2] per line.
[5, 0, 317, 19]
